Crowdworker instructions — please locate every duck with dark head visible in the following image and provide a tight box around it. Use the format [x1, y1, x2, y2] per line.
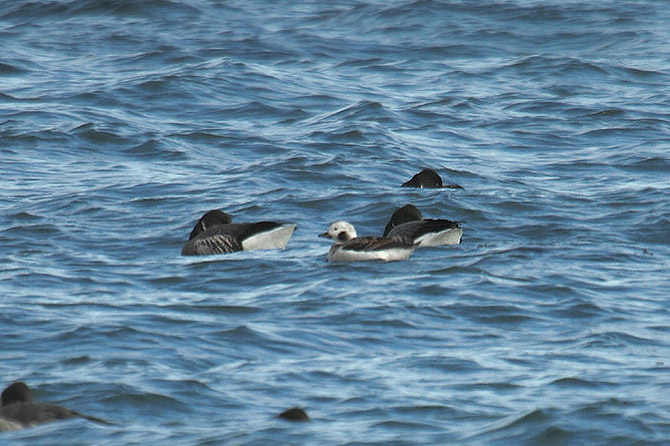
[182, 209, 297, 256]
[0, 382, 111, 431]
[402, 169, 462, 189]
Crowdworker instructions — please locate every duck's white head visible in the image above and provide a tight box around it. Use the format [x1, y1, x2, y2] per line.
[319, 221, 357, 244]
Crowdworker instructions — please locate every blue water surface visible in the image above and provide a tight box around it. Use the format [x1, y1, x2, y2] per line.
[1, 1, 669, 444]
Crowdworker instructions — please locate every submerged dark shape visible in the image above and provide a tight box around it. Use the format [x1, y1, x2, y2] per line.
[182, 209, 297, 256]
[278, 407, 309, 422]
[0, 382, 111, 432]
[383, 204, 463, 246]
[401, 169, 463, 189]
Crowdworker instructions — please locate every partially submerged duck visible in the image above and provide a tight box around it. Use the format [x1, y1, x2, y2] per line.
[402, 169, 462, 189]
[278, 407, 309, 422]
[320, 221, 416, 262]
[0, 382, 110, 432]
[182, 209, 297, 256]
[383, 204, 462, 246]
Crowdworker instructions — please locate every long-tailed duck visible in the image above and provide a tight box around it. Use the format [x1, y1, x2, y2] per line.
[319, 221, 416, 262]
[383, 204, 462, 246]
[402, 169, 463, 189]
[0, 382, 110, 431]
[182, 209, 297, 256]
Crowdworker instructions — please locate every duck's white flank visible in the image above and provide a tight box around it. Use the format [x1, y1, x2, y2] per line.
[413, 226, 463, 247]
[327, 244, 414, 262]
[241, 224, 297, 251]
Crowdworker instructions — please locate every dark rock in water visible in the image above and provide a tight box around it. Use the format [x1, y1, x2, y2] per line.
[278, 407, 309, 422]
[401, 169, 462, 189]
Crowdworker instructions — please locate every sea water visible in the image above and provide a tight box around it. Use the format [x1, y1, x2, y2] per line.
[1, 1, 669, 444]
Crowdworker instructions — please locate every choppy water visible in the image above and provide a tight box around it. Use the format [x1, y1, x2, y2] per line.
[2, 0, 670, 444]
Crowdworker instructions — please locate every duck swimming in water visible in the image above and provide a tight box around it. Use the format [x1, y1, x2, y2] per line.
[182, 209, 297, 256]
[0, 382, 111, 431]
[383, 204, 462, 247]
[278, 407, 309, 422]
[320, 221, 416, 262]
[402, 169, 463, 189]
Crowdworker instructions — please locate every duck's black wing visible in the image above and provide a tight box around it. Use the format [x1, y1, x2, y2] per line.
[182, 224, 243, 255]
[341, 236, 414, 252]
[0, 402, 112, 428]
[388, 219, 460, 242]
[239, 221, 283, 240]
[0, 402, 75, 426]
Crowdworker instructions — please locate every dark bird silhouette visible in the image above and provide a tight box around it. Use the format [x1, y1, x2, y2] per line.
[0, 382, 111, 431]
[401, 169, 463, 189]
